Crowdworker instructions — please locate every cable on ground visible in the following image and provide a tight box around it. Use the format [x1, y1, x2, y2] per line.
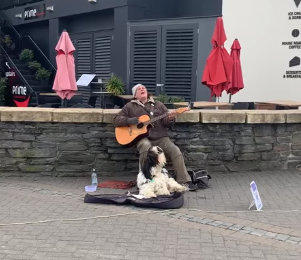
[0, 210, 171, 227]
[1, 208, 301, 227]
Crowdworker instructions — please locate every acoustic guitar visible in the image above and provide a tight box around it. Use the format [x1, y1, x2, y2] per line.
[115, 105, 190, 148]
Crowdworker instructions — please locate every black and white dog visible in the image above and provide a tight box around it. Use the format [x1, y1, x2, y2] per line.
[137, 146, 186, 198]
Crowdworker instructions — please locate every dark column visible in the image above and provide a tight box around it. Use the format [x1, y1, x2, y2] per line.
[111, 6, 128, 86]
[48, 18, 60, 66]
[111, 6, 146, 93]
[128, 5, 145, 20]
[0, 48, 3, 76]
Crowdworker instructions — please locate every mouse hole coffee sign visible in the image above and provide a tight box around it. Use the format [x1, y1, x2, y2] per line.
[283, 1, 301, 78]
[4, 61, 31, 107]
[24, 4, 46, 21]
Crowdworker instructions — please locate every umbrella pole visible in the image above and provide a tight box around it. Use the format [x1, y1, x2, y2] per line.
[61, 98, 67, 108]
[229, 94, 232, 103]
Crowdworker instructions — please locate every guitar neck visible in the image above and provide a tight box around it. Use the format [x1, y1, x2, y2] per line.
[144, 112, 170, 126]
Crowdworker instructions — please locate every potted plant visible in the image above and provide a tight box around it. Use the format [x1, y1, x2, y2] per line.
[2, 35, 15, 53]
[156, 94, 185, 109]
[28, 61, 41, 72]
[105, 74, 125, 108]
[19, 49, 34, 64]
[35, 67, 51, 87]
[0, 77, 7, 106]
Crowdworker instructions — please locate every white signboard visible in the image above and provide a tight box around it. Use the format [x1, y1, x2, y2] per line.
[249, 181, 263, 211]
[76, 74, 96, 87]
[221, 0, 301, 102]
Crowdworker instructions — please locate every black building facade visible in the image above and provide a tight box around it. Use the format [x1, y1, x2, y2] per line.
[1, 0, 222, 101]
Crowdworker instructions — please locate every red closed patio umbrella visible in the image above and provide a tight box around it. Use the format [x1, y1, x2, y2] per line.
[227, 39, 244, 102]
[202, 17, 233, 99]
[52, 30, 77, 101]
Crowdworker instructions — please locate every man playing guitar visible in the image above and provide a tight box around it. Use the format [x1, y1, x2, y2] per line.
[113, 84, 198, 191]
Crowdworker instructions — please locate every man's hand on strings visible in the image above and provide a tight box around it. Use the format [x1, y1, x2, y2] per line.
[168, 111, 177, 121]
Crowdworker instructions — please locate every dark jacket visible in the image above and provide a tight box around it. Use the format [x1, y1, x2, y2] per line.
[113, 97, 174, 140]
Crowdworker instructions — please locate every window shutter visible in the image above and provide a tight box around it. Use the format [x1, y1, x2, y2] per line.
[161, 24, 198, 100]
[94, 34, 112, 82]
[70, 34, 92, 105]
[76, 38, 92, 79]
[129, 25, 162, 95]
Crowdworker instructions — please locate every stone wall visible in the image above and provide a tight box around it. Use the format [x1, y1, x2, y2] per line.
[0, 107, 301, 176]
[1, 121, 301, 176]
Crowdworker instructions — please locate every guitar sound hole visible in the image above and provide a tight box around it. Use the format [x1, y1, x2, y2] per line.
[137, 123, 144, 129]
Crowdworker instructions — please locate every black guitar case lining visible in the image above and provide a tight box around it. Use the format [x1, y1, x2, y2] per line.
[84, 169, 211, 209]
[84, 191, 184, 209]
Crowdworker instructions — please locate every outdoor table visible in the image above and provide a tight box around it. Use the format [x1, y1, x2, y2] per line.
[92, 91, 112, 108]
[90, 82, 113, 108]
[117, 95, 157, 100]
[39, 93, 59, 96]
[117, 95, 134, 100]
[255, 100, 301, 110]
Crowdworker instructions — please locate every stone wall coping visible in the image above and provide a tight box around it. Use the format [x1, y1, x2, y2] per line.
[0, 107, 301, 123]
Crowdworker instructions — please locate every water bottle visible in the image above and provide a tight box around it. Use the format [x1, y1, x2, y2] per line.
[91, 169, 98, 186]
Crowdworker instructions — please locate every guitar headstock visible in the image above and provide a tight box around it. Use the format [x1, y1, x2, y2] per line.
[188, 101, 192, 110]
[175, 104, 191, 114]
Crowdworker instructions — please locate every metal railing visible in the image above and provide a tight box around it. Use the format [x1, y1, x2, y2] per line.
[0, 9, 56, 84]
[0, 10, 22, 50]
[22, 35, 56, 72]
[0, 44, 34, 95]
[21, 35, 56, 84]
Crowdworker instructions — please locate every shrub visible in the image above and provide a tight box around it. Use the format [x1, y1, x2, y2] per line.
[3, 35, 12, 47]
[35, 68, 51, 81]
[156, 94, 185, 103]
[0, 77, 7, 102]
[28, 61, 41, 71]
[19, 49, 34, 63]
[105, 74, 125, 96]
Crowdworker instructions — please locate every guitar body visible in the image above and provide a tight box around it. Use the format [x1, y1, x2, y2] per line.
[115, 105, 190, 147]
[115, 115, 153, 148]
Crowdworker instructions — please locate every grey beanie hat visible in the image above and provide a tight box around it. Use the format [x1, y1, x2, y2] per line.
[132, 84, 142, 97]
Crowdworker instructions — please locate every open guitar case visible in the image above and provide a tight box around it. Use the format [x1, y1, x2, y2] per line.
[84, 169, 211, 209]
[84, 191, 184, 209]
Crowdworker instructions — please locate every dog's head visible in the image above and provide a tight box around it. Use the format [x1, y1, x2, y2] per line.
[148, 146, 166, 167]
[142, 146, 166, 180]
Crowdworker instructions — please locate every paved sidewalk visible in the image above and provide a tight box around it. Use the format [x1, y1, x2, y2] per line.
[1, 170, 301, 259]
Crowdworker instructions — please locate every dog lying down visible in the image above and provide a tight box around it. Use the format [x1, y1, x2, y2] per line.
[137, 146, 186, 198]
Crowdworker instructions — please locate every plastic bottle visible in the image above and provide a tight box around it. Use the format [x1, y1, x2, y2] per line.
[91, 169, 98, 186]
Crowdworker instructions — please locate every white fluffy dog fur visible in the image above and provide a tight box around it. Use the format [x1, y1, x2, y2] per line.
[137, 146, 186, 198]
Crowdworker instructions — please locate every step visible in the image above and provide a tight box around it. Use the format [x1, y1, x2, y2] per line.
[9, 63, 30, 71]
[22, 74, 35, 80]
[34, 88, 54, 92]
[13, 63, 28, 69]
[18, 69, 33, 75]
[9, 55, 19, 60]
[31, 87, 52, 92]
[11, 59, 26, 66]
[11, 62, 34, 72]
[29, 88, 51, 94]
[43, 96, 61, 101]
[26, 79, 42, 86]
[21, 70, 35, 75]
[30, 85, 52, 92]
